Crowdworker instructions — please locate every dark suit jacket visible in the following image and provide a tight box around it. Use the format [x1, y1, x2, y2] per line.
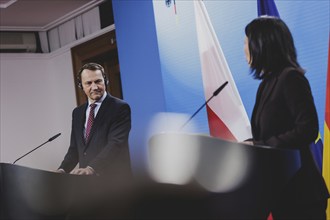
[251, 67, 329, 207]
[59, 94, 131, 177]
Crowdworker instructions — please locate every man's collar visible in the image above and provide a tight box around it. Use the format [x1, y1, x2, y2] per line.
[88, 92, 107, 106]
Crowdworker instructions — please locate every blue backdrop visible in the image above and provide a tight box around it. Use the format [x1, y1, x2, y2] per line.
[112, 0, 329, 173]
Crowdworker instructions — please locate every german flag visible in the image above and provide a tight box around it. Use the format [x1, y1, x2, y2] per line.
[323, 38, 330, 220]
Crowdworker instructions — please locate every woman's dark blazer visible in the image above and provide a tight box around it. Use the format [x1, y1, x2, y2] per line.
[59, 94, 131, 176]
[251, 67, 329, 205]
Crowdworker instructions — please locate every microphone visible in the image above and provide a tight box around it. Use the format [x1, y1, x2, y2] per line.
[180, 81, 228, 129]
[13, 133, 61, 164]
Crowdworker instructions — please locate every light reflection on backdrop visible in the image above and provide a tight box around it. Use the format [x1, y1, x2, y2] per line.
[147, 112, 199, 185]
[194, 139, 251, 192]
[147, 112, 252, 193]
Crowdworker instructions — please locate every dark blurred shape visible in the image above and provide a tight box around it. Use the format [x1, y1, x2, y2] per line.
[0, 31, 40, 53]
[148, 133, 302, 219]
[99, 0, 114, 29]
[1, 134, 301, 219]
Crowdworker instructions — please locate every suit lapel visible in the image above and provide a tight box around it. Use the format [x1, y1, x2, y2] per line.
[76, 104, 88, 146]
[94, 94, 112, 124]
[85, 94, 113, 146]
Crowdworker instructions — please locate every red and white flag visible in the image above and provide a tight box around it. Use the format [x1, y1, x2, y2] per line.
[193, 1, 251, 142]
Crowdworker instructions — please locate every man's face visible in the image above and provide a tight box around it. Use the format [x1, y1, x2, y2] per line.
[81, 69, 106, 103]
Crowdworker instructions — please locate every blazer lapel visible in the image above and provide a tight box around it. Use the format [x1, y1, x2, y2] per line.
[258, 76, 278, 114]
[251, 80, 265, 138]
[256, 68, 296, 119]
[253, 75, 278, 137]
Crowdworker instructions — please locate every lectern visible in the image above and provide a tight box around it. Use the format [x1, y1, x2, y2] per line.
[148, 133, 301, 219]
[0, 163, 136, 220]
[0, 163, 77, 220]
[1, 133, 301, 220]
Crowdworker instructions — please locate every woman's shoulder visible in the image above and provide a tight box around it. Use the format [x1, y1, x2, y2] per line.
[278, 67, 306, 81]
[280, 66, 304, 75]
[277, 67, 311, 92]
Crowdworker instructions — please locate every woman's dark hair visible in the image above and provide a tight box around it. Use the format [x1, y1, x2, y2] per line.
[245, 16, 302, 79]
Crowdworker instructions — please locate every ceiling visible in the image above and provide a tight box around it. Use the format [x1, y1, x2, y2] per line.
[0, 0, 104, 31]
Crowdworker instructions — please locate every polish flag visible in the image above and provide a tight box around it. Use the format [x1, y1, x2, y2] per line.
[193, 0, 251, 142]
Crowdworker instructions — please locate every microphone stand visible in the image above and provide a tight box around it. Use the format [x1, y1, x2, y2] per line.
[180, 81, 228, 130]
[13, 133, 61, 164]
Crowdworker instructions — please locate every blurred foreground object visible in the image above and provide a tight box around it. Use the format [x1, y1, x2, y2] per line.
[1, 136, 301, 219]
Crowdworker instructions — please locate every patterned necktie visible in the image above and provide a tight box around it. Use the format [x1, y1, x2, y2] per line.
[85, 103, 97, 143]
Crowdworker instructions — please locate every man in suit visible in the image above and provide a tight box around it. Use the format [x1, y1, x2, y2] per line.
[57, 63, 131, 177]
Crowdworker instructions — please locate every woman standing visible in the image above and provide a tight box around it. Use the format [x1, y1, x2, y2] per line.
[244, 16, 329, 219]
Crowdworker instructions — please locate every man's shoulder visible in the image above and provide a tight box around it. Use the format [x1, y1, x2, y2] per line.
[72, 103, 87, 114]
[105, 94, 130, 107]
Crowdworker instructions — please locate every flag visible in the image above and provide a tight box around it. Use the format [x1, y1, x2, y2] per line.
[312, 134, 324, 173]
[323, 38, 330, 220]
[193, 1, 251, 142]
[258, 0, 279, 17]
